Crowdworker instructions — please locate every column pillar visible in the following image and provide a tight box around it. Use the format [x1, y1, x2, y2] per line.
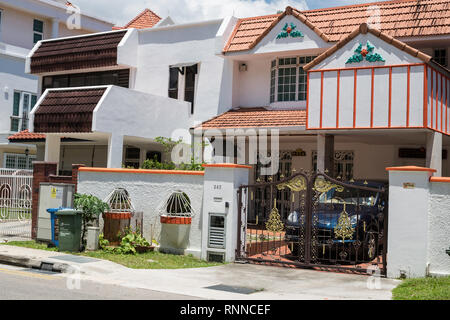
[51, 18, 59, 38]
[386, 166, 435, 278]
[107, 134, 124, 168]
[317, 134, 335, 176]
[426, 131, 442, 177]
[44, 135, 61, 171]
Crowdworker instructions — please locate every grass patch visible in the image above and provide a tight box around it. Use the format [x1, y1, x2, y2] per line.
[392, 276, 450, 300]
[1, 240, 223, 270]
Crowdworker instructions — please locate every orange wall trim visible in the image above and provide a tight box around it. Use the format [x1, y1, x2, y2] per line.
[430, 177, 450, 183]
[386, 166, 437, 173]
[202, 164, 253, 169]
[78, 167, 205, 176]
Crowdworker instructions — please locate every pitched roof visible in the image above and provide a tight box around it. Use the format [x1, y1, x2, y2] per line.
[8, 130, 46, 142]
[113, 9, 161, 30]
[33, 87, 107, 133]
[224, 0, 450, 53]
[198, 108, 307, 129]
[30, 30, 128, 74]
[303, 23, 433, 71]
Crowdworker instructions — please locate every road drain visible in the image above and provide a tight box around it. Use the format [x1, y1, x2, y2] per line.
[205, 284, 260, 295]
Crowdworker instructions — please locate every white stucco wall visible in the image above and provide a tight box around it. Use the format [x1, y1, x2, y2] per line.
[77, 170, 205, 257]
[428, 181, 450, 276]
[135, 20, 234, 125]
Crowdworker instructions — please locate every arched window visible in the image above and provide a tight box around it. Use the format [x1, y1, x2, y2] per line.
[165, 191, 192, 217]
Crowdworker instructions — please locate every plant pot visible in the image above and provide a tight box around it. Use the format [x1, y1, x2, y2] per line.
[102, 212, 132, 244]
[160, 216, 192, 225]
[160, 215, 192, 250]
[135, 245, 155, 254]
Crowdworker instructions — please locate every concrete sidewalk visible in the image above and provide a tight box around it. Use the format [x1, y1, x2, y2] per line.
[0, 245, 400, 300]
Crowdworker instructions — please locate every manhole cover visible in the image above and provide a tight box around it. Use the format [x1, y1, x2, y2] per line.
[49, 255, 100, 264]
[205, 284, 260, 295]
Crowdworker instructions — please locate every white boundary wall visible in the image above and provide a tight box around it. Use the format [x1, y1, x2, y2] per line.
[77, 169, 205, 257]
[387, 167, 450, 278]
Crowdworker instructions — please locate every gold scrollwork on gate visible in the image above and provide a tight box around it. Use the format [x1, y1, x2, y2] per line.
[276, 175, 307, 192]
[313, 178, 345, 193]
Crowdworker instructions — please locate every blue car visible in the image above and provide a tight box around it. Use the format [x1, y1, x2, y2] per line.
[285, 181, 386, 262]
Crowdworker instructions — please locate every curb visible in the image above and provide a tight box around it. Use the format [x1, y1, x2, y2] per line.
[0, 253, 71, 273]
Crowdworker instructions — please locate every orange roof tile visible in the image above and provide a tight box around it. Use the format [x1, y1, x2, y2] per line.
[8, 130, 46, 142]
[224, 0, 450, 53]
[198, 108, 307, 129]
[113, 8, 161, 30]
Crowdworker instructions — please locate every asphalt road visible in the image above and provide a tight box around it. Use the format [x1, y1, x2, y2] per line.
[0, 263, 201, 300]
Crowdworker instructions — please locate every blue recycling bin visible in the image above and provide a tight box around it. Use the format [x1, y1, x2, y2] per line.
[47, 207, 71, 247]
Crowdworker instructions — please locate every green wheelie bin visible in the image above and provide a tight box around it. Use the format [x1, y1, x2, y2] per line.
[55, 209, 83, 252]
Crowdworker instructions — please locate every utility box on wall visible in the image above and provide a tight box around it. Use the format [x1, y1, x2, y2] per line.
[36, 183, 75, 242]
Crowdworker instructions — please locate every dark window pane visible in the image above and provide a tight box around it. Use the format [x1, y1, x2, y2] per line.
[33, 20, 43, 32]
[11, 118, 19, 132]
[33, 33, 43, 44]
[169, 67, 179, 99]
[13, 92, 20, 116]
[31, 95, 37, 109]
[185, 65, 197, 113]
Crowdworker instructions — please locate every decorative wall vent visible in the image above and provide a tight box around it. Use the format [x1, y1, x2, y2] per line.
[159, 191, 195, 225]
[104, 188, 135, 215]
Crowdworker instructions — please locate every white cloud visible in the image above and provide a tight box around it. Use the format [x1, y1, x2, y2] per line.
[70, 0, 309, 26]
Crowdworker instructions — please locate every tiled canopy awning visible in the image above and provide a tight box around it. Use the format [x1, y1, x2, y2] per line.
[33, 87, 107, 133]
[30, 30, 128, 74]
[8, 130, 46, 143]
[198, 107, 307, 129]
[224, 0, 450, 52]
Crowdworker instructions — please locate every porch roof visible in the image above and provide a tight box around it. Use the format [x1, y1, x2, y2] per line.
[30, 30, 128, 74]
[224, 0, 450, 53]
[112, 8, 162, 30]
[33, 87, 108, 134]
[197, 107, 307, 130]
[8, 130, 46, 142]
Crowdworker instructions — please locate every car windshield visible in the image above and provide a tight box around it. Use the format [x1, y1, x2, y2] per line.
[319, 188, 378, 207]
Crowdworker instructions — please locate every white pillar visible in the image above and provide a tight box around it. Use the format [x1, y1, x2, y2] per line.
[386, 166, 435, 278]
[107, 134, 124, 168]
[201, 164, 250, 263]
[44, 135, 61, 170]
[51, 18, 59, 38]
[426, 131, 442, 177]
[317, 134, 334, 176]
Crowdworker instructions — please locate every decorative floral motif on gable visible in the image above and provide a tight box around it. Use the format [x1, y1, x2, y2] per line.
[346, 41, 385, 64]
[276, 23, 304, 39]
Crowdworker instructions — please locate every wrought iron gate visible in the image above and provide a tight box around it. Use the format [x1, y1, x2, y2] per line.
[237, 172, 388, 276]
[0, 169, 33, 240]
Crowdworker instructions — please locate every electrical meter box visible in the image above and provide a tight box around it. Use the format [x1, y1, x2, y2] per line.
[37, 183, 75, 242]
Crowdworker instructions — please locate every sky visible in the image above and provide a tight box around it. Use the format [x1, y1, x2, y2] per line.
[70, 0, 379, 26]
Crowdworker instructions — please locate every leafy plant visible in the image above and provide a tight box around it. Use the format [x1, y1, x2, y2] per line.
[99, 228, 152, 255]
[74, 194, 109, 249]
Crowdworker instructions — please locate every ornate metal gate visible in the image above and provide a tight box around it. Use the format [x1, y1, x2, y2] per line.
[236, 172, 388, 276]
[0, 169, 33, 240]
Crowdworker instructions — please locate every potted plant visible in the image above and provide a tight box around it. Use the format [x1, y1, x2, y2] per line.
[74, 193, 109, 250]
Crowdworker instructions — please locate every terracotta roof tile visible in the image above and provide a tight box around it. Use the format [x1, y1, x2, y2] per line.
[224, 0, 450, 53]
[33, 88, 107, 133]
[8, 130, 46, 142]
[114, 9, 161, 30]
[199, 108, 307, 129]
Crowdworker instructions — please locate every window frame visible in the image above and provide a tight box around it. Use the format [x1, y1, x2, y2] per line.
[270, 55, 316, 104]
[0, 8, 3, 38]
[33, 19, 44, 44]
[3, 153, 36, 170]
[168, 64, 198, 114]
[168, 67, 179, 99]
[11, 91, 38, 132]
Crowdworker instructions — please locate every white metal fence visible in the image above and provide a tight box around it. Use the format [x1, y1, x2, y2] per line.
[0, 168, 33, 240]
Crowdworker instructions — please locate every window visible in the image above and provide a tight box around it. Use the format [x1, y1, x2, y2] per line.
[270, 56, 316, 103]
[168, 64, 198, 114]
[433, 49, 447, 67]
[42, 69, 130, 92]
[33, 19, 44, 44]
[312, 151, 354, 181]
[168, 67, 179, 99]
[4, 153, 36, 170]
[124, 147, 140, 169]
[11, 91, 37, 132]
[0, 9, 3, 38]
